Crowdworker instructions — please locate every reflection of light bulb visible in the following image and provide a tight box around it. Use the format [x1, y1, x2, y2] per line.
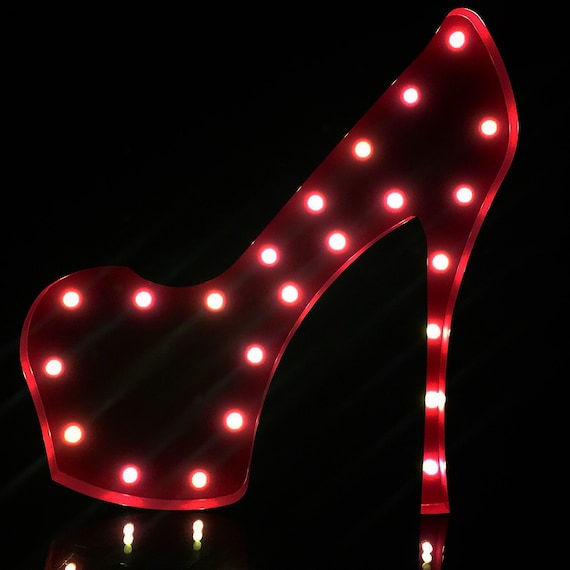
[123, 521, 135, 554]
[192, 519, 204, 532]
[64, 563, 77, 570]
[421, 540, 433, 553]
[123, 522, 135, 535]
[192, 519, 204, 550]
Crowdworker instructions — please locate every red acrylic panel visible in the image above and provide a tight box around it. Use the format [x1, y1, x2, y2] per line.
[20, 8, 518, 511]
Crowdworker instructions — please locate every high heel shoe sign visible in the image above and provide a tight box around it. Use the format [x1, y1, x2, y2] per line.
[20, 7, 518, 514]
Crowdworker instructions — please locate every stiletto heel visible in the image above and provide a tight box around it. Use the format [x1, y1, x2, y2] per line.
[20, 7, 518, 512]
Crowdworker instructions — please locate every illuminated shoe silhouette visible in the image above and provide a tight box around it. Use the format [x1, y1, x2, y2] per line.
[20, 7, 518, 513]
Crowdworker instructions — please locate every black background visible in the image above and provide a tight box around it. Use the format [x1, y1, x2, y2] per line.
[1, 2, 565, 568]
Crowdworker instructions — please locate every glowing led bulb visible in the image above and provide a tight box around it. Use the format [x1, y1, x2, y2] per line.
[121, 465, 140, 485]
[245, 344, 265, 365]
[423, 459, 439, 476]
[133, 288, 153, 309]
[61, 289, 81, 309]
[44, 357, 64, 377]
[401, 86, 420, 105]
[205, 290, 225, 311]
[224, 410, 245, 431]
[448, 30, 466, 49]
[385, 189, 405, 210]
[353, 139, 373, 160]
[454, 184, 474, 204]
[430, 253, 450, 271]
[305, 192, 326, 213]
[63, 423, 84, 444]
[426, 323, 441, 339]
[327, 231, 348, 252]
[425, 391, 446, 410]
[480, 118, 498, 136]
[279, 283, 300, 304]
[190, 470, 208, 489]
[259, 245, 279, 266]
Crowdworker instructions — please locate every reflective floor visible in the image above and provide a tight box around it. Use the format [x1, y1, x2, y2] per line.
[1, 2, 564, 567]
[39, 511, 450, 569]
